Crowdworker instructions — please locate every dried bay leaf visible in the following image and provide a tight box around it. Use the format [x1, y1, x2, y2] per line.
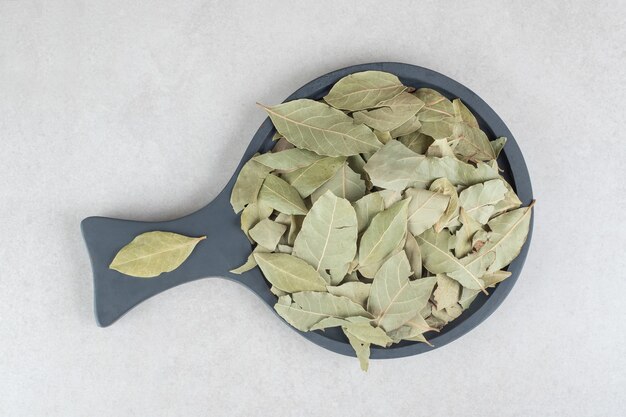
[292, 191, 358, 276]
[257, 174, 308, 215]
[282, 156, 345, 198]
[260, 99, 382, 156]
[426, 138, 456, 158]
[405, 188, 451, 236]
[374, 130, 393, 144]
[414, 88, 454, 121]
[344, 321, 392, 347]
[404, 232, 422, 279]
[451, 123, 496, 162]
[419, 120, 454, 139]
[310, 163, 366, 203]
[353, 192, 385, 232]
[390, 115, 422, 138]
[324, 70, 406, 111]
[358, 199, 410, 278]
[367, 252, 435, 332]
[412, 156, 500, 189]
[433, 274, 461, 310]
[457, 178, 508, 224]
[378, 189, 403, 208]
[492, 179, 523, 218]
[240, 201, 273, 241]
[490, 137, 507, 158]
[327, 282, 371, 308]
[253, 148, 323, 172]
[110, 231, 206, 278]
[387, 313, 435, 343]
[274, 292, 370, 332]
[416, 229, 489, 293]
[454, 208, 484, 258]
[452, 98, 479, 128]
[398, 131, 434, 154]
[364, 140, 422, 191]
[353, 92, 424, 132]
[248, 218, 287, 251]
[429, 178, 460, 232]
[230, 245, 269, 275]
[462, 203, 534, 273]
[344, 329, 370, 371]
[230, 159, 272, 213]
[254, 253, 328, 292]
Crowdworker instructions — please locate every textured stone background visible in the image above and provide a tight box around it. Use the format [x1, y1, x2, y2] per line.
[1, 1, 624, 416]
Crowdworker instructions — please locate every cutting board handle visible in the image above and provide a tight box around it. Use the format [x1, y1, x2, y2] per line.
[81, 189, 252, 327]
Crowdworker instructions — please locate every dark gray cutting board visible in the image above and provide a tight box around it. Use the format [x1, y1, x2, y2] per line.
[81, 62, 534, 359]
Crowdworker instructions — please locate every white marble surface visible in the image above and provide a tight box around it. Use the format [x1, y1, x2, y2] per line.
[1, 1, 625, 416]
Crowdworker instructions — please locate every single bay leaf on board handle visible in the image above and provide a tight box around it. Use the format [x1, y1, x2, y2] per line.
[260, 99, 382, 156]
[323, 70, 406, 111]
[109, 231, 206, 278]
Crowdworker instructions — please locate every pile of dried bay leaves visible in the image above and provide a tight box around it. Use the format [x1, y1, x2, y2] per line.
[230, 71, 533, 370]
